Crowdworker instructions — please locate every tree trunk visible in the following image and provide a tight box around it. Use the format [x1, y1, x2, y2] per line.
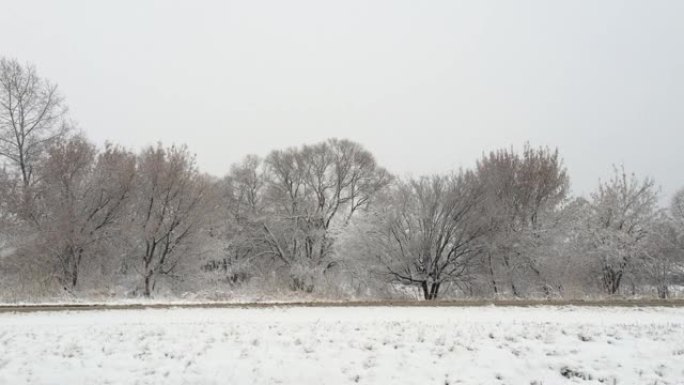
[602, 267, 622, 295]
[502, 254, 519, 296]
[529, 264, 550, 297]
[70, 265, 78, 288]
[143, 272, 153, 297]
[70, 247, 84, 289]
[429, 282, 440, 300]
[421, 281, 440, 300]
[657, 284, 669, 299]
[142, 251, 154, 297]
[421, 281, 429, 300]
[488, 253, 499, 296]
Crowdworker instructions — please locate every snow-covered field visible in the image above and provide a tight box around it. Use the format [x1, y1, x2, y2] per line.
[0, 306, 682, 385]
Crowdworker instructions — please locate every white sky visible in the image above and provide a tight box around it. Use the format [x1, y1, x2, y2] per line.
[1, 0, 682, 204]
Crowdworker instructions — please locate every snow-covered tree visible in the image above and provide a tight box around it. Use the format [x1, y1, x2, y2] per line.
[587, 166, 659, 295]
[638, 189, 684, 298]
[215, 139, 391, 293]
[128, 144, 216, 297]
[474, 144, 569, 297]
[0, 57, 69, 189]
[372, 172, 491, 300]
[32, 136, 136, 289]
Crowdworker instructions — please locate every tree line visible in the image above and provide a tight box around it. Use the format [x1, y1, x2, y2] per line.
[1, 58, 682, 301]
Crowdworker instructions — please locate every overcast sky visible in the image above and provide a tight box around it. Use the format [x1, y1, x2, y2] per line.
[1, 0, 682, 204]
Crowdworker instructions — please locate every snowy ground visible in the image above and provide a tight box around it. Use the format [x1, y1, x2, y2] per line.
[0, 306, 682, 385]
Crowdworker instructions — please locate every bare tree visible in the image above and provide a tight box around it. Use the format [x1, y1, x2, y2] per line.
[373, 173, 490, 300]
[543, 197, 602, 297]
[0, 166, 21, 258]
[641, 215, 681, 298]
[588, 166, 659, 295]
[0, 165, 20, 226]
[672, 188, 684, 228]
[475, 144, 569, 297]
[228, 154, 264, 217]
[205, 155, 268, 287]
[130, 144, 215, 297]
[34, 136, 136, 289]
[259, 139, 391, 291]
[638, 188, 684, 298]
[0, 58, 69, 189]
[667, 188, 684, 290]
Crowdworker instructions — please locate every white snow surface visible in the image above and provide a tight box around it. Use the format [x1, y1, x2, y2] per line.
[0, 306, 683, 385]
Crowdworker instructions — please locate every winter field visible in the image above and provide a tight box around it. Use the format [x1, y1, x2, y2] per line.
[0, 306, 683, 385]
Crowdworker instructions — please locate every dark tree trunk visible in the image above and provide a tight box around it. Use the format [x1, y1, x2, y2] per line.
[421, 281, 440, 300]
[529, 264, 551, 297]
[143, 272, 153, 297]
[290, 276, 314, 293]
[502, 254, 519, 296]
[488, 253, 499, 296]
[657, 285, 669, 299]
[602, 266, 623, 295]
[143, 255, 154, 297]
[71, 267, 78, 288]
[70, 247, 84, 288]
